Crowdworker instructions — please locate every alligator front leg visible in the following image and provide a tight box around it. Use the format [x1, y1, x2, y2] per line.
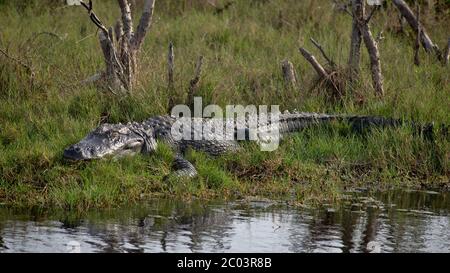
[171, 154, 198, 178]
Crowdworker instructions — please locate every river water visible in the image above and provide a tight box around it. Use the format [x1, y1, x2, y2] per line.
[0, 190, 449, 253]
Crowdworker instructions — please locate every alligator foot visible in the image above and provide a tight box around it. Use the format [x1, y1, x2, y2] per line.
[171, 155, 198, 178]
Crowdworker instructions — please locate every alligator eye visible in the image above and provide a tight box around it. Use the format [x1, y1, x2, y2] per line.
[109, 132, 120, 141]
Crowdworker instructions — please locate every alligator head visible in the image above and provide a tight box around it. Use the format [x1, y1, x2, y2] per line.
[63, 123, 157, 161]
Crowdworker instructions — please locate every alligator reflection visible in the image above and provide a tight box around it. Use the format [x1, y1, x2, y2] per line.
[0, 190, 449, 252]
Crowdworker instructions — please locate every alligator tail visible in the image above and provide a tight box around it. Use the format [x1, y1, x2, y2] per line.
[278, 112, 438, 141]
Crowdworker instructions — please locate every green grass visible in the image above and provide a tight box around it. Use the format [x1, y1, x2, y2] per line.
[0, 0, 448, 210]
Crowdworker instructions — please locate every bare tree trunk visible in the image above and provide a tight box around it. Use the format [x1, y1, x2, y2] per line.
[361, 26, 384, 96]
[392, 0, 440, 57]
[118, 0, 133, 40]
[98, 28, 126, 93]
[167, 42, 176, 111]
[353, 0, 384, 96]
[187, 56, 204, 111]
[414, 2, 421, 66]
[80, 0, 156, 94]
[349, 0, 363, 81]
[281, 59, 297, 91]
[132, 0, 156, 50]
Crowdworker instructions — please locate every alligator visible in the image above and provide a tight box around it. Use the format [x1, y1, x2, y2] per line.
[63, 111, 434, 177]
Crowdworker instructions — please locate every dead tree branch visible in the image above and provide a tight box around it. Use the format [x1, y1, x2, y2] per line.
[299, 47, 342, 97]
[131, 0, 155, 50]
[414, 2, 420, 66]
[299, 47, 328, 79]
[79, 0, 156, 93]
[362, 30, 384, 96]
[353, 0, 384, 96]
[392, 0, 441, 58]
[310, 38, 335, 68]
[360, 20, 384, 96]
[80, 0, 108, 35]
[187, 56, 204, 110]
[167, 42, 176, 112]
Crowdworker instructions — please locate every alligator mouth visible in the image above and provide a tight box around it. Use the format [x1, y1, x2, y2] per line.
[63, 141, 143, 161]
[63, 145, 96, 161]
[63, 144, 103, 161]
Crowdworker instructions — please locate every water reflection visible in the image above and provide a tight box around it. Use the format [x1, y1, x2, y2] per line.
[0, 190, 449, 253]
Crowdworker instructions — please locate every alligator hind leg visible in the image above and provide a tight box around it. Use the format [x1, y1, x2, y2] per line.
[171, 154, 198, 178]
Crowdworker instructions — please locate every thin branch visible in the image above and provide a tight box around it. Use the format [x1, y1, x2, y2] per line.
[310, 38, 335, 67]
[0, 47, 33, 73]
[365, 5, 378, 23]
[80, 0, 109, 35]
[76, 33, 95, 44]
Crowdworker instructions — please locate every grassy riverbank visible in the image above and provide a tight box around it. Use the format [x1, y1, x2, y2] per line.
[0, 0, 449, 210]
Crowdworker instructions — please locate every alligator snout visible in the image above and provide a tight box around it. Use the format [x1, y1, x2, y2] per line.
[63, 145, 87, 161]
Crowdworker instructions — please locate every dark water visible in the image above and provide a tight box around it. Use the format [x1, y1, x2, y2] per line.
[0, 190, 449, 253]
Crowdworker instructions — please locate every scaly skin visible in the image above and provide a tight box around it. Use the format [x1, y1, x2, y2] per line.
[64, 111, 434, 177]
